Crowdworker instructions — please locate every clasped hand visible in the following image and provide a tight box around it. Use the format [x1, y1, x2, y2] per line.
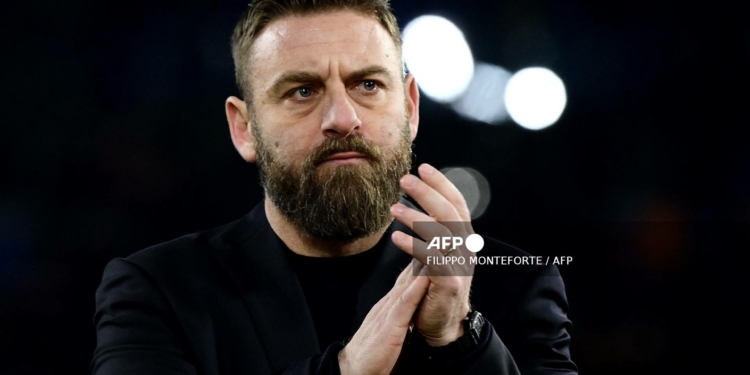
[340, 164, 476, 375]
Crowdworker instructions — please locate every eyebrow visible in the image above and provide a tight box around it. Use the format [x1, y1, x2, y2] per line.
[267, 71, 323, 98]
[346, 65, 392, 83]
[266, 65, 394, 98]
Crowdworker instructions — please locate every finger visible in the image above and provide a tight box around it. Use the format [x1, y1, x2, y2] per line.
[417, 164, 473, 223]
[392, 230, 433, 263]
[394, 261, 414, 287]
[367, 263, 415, 320]
[384, 262, 420, 307]
[391, 203, 458, 242]
[364, 290, 390, 322]
[392, 231, 455, 277]
[387, 267, 430, 329]
[400, 174, 462, 223]
[391, 203, 472, 265]
[412, 258, 425, 276]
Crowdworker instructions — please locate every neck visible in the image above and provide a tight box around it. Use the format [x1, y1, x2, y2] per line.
[264, 197, 390, 257]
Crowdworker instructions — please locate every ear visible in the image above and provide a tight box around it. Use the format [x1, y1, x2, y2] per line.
[226, 96, 256, 163]
[404, 73, 420, 142]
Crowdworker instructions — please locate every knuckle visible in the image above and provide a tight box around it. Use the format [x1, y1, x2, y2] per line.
[454, 193, 468, 208]
[433, 279, 462, 297]
[387, 337, 405, 349]
[398, 292, 418, 308]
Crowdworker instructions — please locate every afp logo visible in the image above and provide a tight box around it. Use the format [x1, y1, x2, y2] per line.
[426, 233, 485, 253]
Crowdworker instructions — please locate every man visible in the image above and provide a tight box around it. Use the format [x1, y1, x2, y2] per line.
[91, 1, 577, 374]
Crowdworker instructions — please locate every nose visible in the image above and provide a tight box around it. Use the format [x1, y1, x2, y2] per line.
[321, 87, 362, 138]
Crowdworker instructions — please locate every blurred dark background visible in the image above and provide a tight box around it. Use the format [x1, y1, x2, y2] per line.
[1, 0, 748, 373]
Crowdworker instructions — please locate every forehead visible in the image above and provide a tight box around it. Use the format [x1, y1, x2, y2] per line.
[249, 10, 400, 80]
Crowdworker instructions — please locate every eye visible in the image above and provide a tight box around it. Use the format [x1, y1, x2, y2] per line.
[295, 87, 313, 98]
[362, 80, 378, 91]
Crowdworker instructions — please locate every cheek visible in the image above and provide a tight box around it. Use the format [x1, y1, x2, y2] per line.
[376, 113, 408, 143]
[258, 117, 322, 161]
[276, 139, 311, 164]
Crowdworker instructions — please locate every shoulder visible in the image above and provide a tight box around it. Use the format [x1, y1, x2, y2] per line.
[102, 205, 267, 287]
[126, 216, 243, 270]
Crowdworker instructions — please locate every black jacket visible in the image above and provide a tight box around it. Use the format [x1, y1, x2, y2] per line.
[92, 201, 577, 374]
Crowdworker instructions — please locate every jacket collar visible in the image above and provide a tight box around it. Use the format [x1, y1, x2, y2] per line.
[210, 199, 416, 372]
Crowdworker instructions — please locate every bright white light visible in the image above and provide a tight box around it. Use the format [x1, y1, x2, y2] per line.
[403, 15, 474, 103]
[441, 167, 491, 219]
[504, 67, 567, 130]
[450, 63, 512, 124]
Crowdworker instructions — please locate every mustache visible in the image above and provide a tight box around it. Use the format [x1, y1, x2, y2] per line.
[308, 135, 384, 167]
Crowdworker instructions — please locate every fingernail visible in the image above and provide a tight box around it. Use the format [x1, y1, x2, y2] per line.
[401, 175, 416, 188]
[390, 204, 403, 215]
[420, 163, 435, 175]
[413, 260, 424, 275]
[392, 231, 403, 243]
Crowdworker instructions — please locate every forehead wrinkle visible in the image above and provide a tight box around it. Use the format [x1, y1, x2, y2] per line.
[250, 12, 400, 95]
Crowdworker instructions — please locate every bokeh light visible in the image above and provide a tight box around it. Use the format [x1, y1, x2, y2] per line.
[504, 67, 567, 130]
[403, 15, 474, 103]
[450, 63, 513, 124]
[441, 167, 491, 219]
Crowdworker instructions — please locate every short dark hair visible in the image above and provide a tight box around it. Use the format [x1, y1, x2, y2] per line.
[230, 0, 402, 102]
